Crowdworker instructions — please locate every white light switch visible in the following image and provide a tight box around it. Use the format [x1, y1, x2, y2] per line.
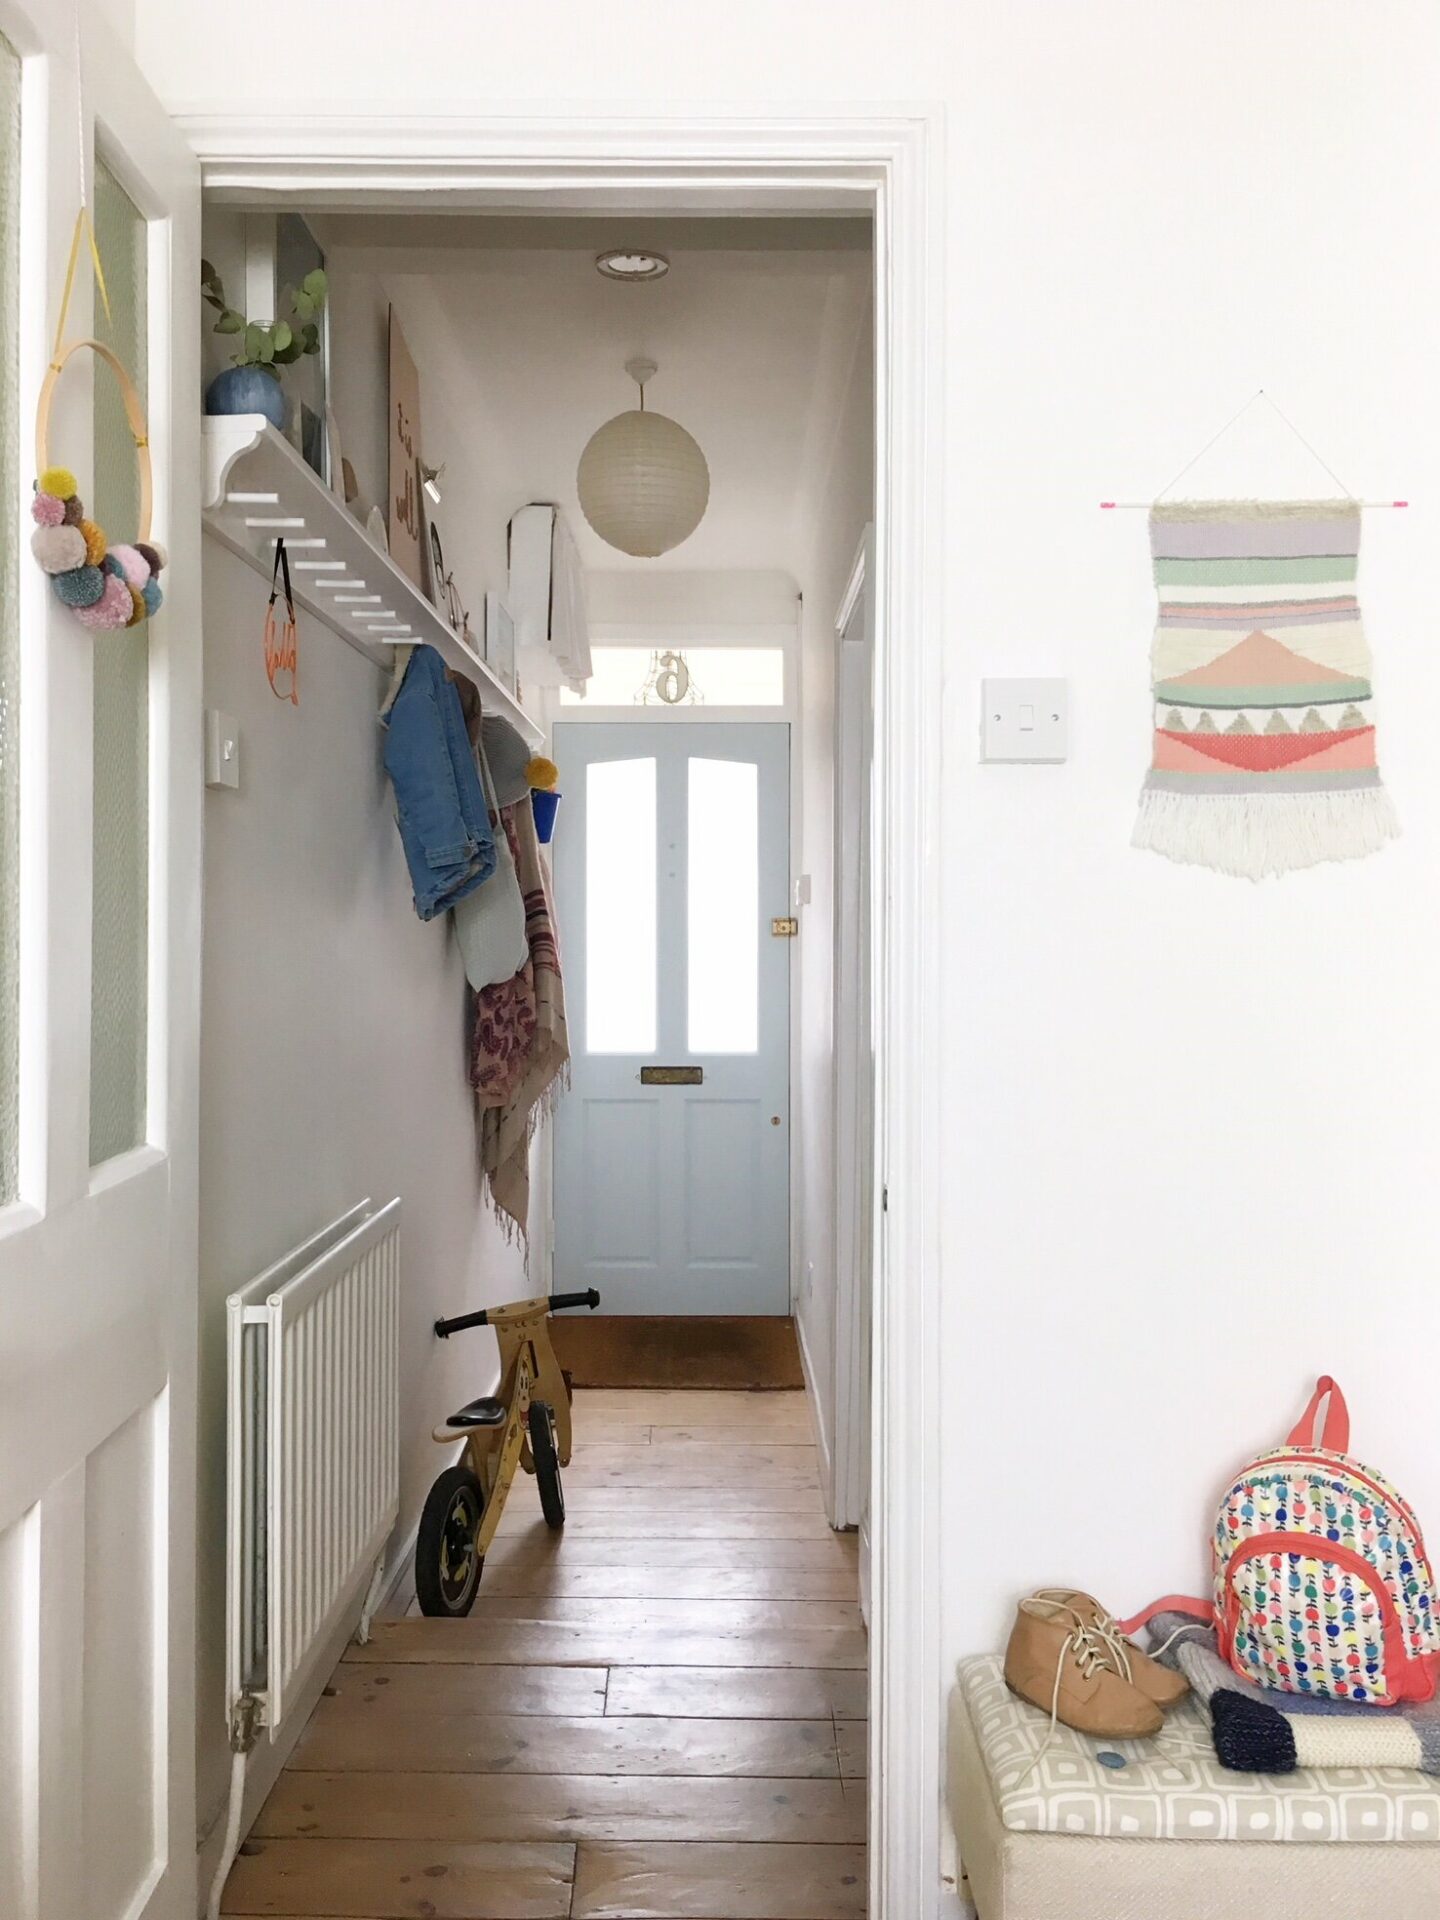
[982, 679, 1069, 762]
[205, 709, 241, 790]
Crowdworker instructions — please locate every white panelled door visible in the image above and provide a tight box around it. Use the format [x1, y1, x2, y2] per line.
[0, 7, 201, 1919]
[554, 723, 790, 1315]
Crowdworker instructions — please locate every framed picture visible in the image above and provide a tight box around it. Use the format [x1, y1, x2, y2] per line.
[238, 211, 330, 483]
[387, 308, 423, 588]
[486, 592, 516, 691]
[276, 213, 328, 482]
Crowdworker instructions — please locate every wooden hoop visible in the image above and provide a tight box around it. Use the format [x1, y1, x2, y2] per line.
[35, 337, 153, 542]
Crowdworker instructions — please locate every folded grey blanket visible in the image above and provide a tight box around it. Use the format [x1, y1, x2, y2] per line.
[1148, 1609, 1440, 1775]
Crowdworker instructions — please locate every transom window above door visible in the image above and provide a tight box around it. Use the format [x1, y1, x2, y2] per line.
[559, 643, 785, 708]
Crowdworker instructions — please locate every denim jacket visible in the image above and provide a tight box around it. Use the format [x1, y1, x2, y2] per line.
[381, 645, 496, 919]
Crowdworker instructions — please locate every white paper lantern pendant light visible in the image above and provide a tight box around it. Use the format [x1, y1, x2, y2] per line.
[577, 357, 710, 559]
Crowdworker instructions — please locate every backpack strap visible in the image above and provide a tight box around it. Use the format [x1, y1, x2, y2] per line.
[1286, 1374, 1350, 1453]
[1116, 1594, 1214, 1637]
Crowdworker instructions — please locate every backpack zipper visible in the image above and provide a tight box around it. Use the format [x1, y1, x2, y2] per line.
[1269, 1448, 1431, 1571]
[1221, 1530, 1435, 1706]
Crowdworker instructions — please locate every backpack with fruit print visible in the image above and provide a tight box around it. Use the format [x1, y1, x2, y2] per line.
[1131, 1377, 1440, 1705]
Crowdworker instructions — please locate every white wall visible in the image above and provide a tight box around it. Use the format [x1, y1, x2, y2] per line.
[194, 266, 536, 1850]
[149, 0, 1440, 1890]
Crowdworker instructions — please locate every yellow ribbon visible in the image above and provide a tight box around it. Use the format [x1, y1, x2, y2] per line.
[51, 204, 113, 365]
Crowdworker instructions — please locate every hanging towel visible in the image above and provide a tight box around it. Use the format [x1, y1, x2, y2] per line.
[1132, 500, 1400, 879]
[452, 732, 529, 991]
[508, 502, 592, 693]
[470, 801, 568, 1237]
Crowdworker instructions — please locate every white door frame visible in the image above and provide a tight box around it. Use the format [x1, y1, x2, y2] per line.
[831, 531, 875, 1537]
[181, 109, 947, 1920]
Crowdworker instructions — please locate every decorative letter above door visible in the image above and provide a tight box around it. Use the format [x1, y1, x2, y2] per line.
[1132, 500, 1399, 880]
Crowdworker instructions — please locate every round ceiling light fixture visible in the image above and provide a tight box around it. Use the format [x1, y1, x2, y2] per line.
[577, 358, 710, 559]
[595, 248, 670, 282]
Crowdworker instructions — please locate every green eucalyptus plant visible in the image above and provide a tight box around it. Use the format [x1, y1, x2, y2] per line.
[200, 260, 327, 379]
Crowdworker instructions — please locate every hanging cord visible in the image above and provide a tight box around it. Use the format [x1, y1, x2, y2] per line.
[1153, 388, 1356, 504]
[265, 537, 299, 704]
[55, 4, 112, 363]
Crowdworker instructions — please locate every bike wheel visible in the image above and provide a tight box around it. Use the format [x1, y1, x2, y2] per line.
[528, 1399, 565, 1529]
[415, 1464, 485, 1616]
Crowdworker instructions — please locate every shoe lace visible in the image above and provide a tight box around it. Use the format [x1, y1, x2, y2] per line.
[1019, 1616, 1123, 1786]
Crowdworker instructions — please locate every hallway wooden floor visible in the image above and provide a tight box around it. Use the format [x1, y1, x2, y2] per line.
[224, 1388, 867, 1919]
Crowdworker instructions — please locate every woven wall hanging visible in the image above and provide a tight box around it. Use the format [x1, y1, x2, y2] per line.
[1132, 499, 1399, 879]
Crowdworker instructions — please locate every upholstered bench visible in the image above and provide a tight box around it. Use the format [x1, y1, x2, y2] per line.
[952, 1656, 1440, 1918]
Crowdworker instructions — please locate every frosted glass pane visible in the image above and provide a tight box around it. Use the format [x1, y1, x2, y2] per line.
[89, 157, 149, 1166]
[0, 36, 19, 1203]
[688, 758, 758, 1054]
[560, 646, 785, 707]
[586, 759, 656, 1054]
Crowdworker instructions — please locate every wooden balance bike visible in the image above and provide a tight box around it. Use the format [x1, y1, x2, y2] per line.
[415, 1288, 600, 1616]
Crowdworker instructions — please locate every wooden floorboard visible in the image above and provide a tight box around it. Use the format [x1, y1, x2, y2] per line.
[571, 1840, 867, 1919]
[254, 1773, 867, 1845]
[228, 1387, 867, 1917]
[220, 1838, 574, 1918]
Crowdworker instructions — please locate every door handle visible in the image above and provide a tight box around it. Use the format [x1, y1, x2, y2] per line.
[640, 1066, 703, 1086]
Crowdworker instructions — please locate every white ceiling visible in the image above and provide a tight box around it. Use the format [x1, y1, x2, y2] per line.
[325, 218, 872, 575]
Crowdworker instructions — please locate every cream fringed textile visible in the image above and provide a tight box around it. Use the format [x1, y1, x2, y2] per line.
[1133, 501, 1399, 879]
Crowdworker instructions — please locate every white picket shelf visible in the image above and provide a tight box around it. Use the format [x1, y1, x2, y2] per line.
[202, 415, 544, 748]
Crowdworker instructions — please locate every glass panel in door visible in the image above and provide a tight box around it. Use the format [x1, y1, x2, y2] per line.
[88, 155, 149, 1165]
[687, 756, 759, 1054]
[585, 755, 657, 1054]
[0, 34, 18, 1203]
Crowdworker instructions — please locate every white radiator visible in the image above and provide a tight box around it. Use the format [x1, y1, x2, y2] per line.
[225, 1198, 401, 1738]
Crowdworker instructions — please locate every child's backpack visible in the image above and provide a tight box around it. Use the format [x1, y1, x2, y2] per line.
[1132, 1376, 1440, 1705]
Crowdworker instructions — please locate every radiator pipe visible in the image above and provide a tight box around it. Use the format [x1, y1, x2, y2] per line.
[206, 1695, 260, 1920]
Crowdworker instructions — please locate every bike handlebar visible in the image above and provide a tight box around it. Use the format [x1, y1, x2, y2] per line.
[434, 1288, 600, 1339]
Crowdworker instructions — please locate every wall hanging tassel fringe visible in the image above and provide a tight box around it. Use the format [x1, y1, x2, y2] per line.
[1132, 500, 1399, 879]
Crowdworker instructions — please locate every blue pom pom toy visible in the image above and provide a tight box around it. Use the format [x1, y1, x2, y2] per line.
[51, 564, 105, 609]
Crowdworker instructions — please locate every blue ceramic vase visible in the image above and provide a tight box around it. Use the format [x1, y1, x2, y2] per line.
[205, 363, 288, 430]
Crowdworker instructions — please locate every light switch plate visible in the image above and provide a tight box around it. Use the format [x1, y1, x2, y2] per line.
[205, 709, 241, 790]
[981, 678, 1069, 762]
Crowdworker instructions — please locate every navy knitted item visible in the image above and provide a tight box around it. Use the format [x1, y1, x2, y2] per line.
[1211, 1687, 1298, 1774]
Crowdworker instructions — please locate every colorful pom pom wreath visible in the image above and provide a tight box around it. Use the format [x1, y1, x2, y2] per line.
[109, 542, 150, 588]
[75, 573, 134, 632]
[31, 475, 167, 632]
[32, 524, 87, 574]
[52, 564, 105, 609]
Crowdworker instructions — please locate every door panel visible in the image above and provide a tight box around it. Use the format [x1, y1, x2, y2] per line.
[555, 723, 790, 1315]
[0, 6, 201, 1917]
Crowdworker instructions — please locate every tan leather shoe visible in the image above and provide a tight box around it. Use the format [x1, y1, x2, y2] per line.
[1033, 1589, 1189, 1708]
[1004, 1597, 1163, 1739]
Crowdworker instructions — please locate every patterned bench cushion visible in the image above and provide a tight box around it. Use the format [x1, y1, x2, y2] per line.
[960, 1655, 1440, 1844]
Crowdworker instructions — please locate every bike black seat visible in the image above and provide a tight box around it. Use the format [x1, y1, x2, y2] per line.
[446, 1396, 507, 1429]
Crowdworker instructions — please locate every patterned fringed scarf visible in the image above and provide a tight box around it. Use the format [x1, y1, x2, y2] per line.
[1133, 501, 1400, 879]
[469, 802, 568, 1239]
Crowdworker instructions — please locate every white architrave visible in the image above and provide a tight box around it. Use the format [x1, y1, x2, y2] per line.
[177, 107, 948, 1920]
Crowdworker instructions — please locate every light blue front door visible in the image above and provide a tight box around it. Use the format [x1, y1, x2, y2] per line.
[553, 723, 791, 1315]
